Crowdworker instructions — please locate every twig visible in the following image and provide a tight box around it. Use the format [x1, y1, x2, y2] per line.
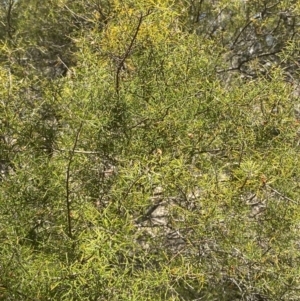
[58, 148, 101, 154]
[57, 56, 70, 73]
[65, 122, 83, 238]
[63, 4, 93, 24]
[6, 0, 15, 39]
[266, 184, 298, 204]
[115, 11, 151, 95]
[231, 20, 253, 50]
[217, 50, 282, 74]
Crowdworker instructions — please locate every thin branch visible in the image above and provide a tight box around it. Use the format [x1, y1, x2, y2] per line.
[65, 122, 83, 238]
[217, 49, 282, 74]
[266, 184, 298, 204]
[57, 55, 71, 73]
[6, 0, 15, 39]
[58, 148, 101, 154]
[64, 4, 94, 24]
[115, 11, 151, 95]
[230, 20, 253, 50]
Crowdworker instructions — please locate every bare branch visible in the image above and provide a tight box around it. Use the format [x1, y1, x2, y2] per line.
[115, 11, 151, 95]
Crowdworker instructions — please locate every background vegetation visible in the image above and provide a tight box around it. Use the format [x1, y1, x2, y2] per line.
[1, 0, 300, 300]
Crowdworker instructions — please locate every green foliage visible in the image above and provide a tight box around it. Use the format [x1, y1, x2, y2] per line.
[1, 0, 300, 300]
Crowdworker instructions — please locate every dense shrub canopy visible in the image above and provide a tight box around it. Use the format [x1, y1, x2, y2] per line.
[1, 0, 300, 300]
